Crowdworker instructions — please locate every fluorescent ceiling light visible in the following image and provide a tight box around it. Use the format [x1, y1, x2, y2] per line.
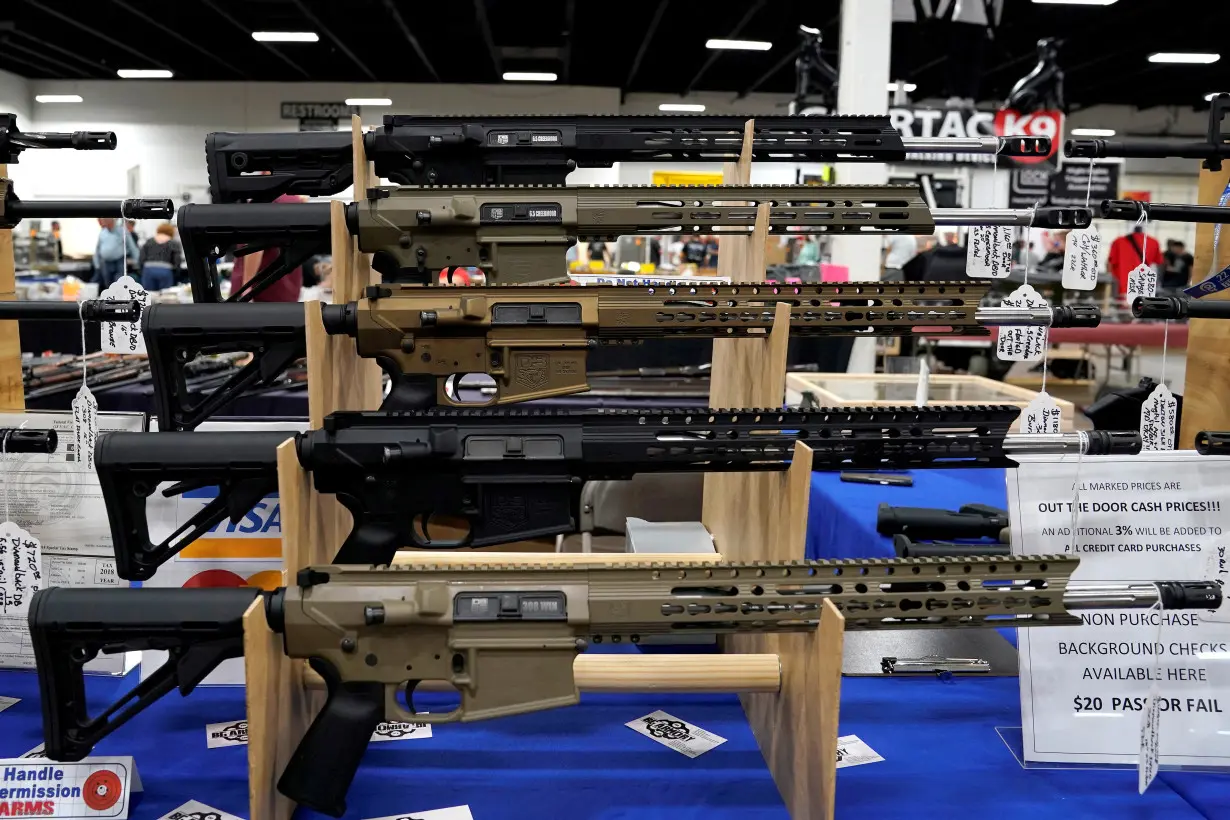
[252, 31, 319, 42]
[1206, 92, 1227, 101]
[1148, 52, 1220, 64]
[887, 82, 917, 92]
[35, 94, 83, 103]
[345, 98, 392, 106]
[659, 103, 706, 112]
[1071, 127, 1115, 137]
[1032, 0, 1118, 5]
[706, 39, 772, 51]
[502, 71, 557, 82]
[117, 69, 173, 79]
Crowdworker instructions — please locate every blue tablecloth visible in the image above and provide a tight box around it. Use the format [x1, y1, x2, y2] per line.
[806, 468, 1009, 560]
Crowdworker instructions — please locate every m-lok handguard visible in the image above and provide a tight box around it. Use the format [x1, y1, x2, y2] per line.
[178, 202, 332, 302]
[95, 429, 287, 580]
[28, 585, 262, 760]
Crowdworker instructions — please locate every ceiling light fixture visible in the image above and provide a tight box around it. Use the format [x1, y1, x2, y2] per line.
[35, 94, 83, 103]
[1205, 92, 1227, 101]
[502, 72, 558, 82]
[252, 31, 319, 42]
[117, 69, 173, 79]
[1148, 52, 1220, 64]
[659, 103, 706, 112]
[345, 98, 392, 106]
[1070, 128, 1116, 137]
[887, 82, 917, 92]
[705, 39, 772, 51]
[1031, 0, 1119, 5]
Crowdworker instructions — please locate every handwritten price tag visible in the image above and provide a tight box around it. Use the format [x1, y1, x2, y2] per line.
[1126, 263, 1159, 301]
[1062, 229, 1102, 291]
[71, 385, 99, 472]
[1138, 682, 1161, 793]
[1021, 391, 1063, 434]
[1139, 383, 1178, 451]
[99, 275, 150, 355]
[914, 358, 930, 406]
[996, 284, 1049, 362]
[0, 520, 43, 617]
[967, 226, 1013, 278]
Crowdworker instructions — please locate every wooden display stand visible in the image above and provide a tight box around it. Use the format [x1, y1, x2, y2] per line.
[242, 117, 802, 820]
[701, 121, 845, 820]
[0, 166, 26, 411]
[1179, 162, 1230, 446]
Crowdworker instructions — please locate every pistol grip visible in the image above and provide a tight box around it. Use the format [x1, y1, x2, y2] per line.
[277, 659, 384, 818]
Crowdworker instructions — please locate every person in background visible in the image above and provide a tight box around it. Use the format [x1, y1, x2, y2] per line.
[648, 237, 662, 268]
[92, 217, 139, 289]
[586, 239, 609, 268]
[681, 234, 708, 266]
[882, 233, 918, 281]
[1162, 239, 1195, 289]
[228, 193, 306, 301]
[1107, 225, 1163, 297]
[137, 222, 184, 290]
[703, 235, 720, 268]
[795, 235, 821, 265]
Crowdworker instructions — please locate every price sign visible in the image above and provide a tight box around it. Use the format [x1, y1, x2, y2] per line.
[1009, 451, 1230, 766]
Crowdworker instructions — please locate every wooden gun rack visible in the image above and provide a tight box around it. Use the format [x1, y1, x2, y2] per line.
[242, 117, 843, 820]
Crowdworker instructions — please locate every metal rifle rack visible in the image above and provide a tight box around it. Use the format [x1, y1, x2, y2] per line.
[241, 116, 794, 820]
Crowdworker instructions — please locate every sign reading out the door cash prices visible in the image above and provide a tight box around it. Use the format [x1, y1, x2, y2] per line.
[1008, 451, 1230, 766]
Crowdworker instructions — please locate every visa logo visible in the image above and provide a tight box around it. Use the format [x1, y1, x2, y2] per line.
[178, 486, 283, 560]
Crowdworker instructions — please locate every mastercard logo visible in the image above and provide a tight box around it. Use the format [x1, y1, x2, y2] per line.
[182, 568, 282, 591]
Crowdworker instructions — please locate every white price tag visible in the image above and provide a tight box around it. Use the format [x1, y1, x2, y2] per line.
[71, 385, 98, 472]
[626, 710, 727, 758]
[1138, 683, 1162, 793]
[995, 284, 1049, 362]
[99, 276, 150, 355]
[157, 800, 244, 820]
[1139, 383, 1178, 451]
[364, 807, 473, 820]
[0, 521, 43, 616]
[1020, 391, 1063, 434]
[205, 719, 248, 748]
[914, 358, 930, 406]
[836, 734, 885, 768]
[967, 226, 1013, 278]
[0, 695, 18, 714]
[371, 718, 433, 742]
[1126, 263, 1159, 302]
[1062, 229, 1102, 291]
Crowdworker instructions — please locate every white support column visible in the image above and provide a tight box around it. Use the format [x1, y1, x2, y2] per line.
[829, 0, 894, 374]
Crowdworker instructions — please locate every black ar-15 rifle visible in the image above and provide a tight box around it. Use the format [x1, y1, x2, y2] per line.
[206, 114, 1051, 202]
[97, 406, 1140, 581]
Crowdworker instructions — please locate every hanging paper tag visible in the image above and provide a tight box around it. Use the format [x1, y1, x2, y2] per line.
[995, 284, 1049, 362]
[1126, 263, 1159, 301]
[966, 226, 1013, 278]
[914, 358, 930, 406]
[99, 275, 150, 355]
[1061, 229, 1102, 291]
[1020, 391, 1063, 434]
[71, 384, 99, 472]
[1138, 682, 1162, 793]
[1139, 383, 1178, 451]
[0, 520, 43, 616]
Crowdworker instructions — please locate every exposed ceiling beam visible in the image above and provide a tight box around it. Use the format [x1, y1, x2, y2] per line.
[111, 0, 248, 79]
[683, 0, 767, 96]
[625, 0, 669, 93]
[11, 30, 115, 76]
[562, 0, 576, 83]
[1, 36, 90, 78]
[0, 46, 69, 79]
[200, 0, 310, 79]
[292, 0, 377, 82]
[381, 0, 440, 81]
[737, 41, 803, 99]
[25, 0, 173, 71]
[472, 0, 502, 79]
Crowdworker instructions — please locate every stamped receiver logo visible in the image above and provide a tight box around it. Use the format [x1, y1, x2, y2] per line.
[514, 354, 549, 391]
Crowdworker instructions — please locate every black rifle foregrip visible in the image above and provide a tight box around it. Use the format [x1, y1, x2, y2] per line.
[1195, 431, 1230, 455]
[1083, 430, 1142, 456]
[29, 586, 259, 761]
[997, 136, 1050, 157]
[1031, 207, 1092, 229]
[0, 428, 56, 453]
[277, 660, 384, 817]
[1049, 305, 1101, 328]
[121, 198, 175, 220]
[877, 502, 1008, 540]
[1156, 581, 1223, 610]
[893, 534, 1010, 558]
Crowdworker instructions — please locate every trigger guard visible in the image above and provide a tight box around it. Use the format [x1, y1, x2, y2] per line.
[388, 681, 462, 725]
[410, 513, 474, 548]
